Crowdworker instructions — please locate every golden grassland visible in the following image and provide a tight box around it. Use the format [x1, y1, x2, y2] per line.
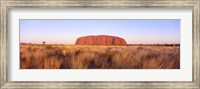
[20, 44, 180, 69]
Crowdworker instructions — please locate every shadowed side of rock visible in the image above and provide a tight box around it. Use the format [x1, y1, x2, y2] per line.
[75, 35, 127, 45]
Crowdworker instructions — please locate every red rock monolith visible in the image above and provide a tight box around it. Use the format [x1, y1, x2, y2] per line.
[75, 35, 127, 45]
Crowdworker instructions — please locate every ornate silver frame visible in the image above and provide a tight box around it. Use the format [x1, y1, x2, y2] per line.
[0, 0, 199, 89]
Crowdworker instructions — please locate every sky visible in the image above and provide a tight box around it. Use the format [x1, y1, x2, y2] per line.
[20, 20, 180, 44]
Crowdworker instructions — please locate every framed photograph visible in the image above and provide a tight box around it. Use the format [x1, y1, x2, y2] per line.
[1, 0, 199, 89]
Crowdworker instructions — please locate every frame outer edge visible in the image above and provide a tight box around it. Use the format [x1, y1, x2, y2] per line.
[1, 0, 200, 89]
[194, 0, 200, 88]
[3, 0, 200, 1]
[0, 0, 1, 88]
[198, 1, 200, 88]
[2, 0, 198, 7]
[1, 0, 7, 89]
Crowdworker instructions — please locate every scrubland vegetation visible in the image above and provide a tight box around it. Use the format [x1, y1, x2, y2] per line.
[20, 44, 180, 69]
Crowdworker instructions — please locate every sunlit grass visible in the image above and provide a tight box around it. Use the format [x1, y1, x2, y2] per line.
[20, 44, 180, 69]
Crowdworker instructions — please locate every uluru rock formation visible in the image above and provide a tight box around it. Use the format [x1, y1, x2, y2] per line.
[75, 35, 127, 45]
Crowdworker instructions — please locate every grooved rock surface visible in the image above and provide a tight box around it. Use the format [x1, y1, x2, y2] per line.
[75, 35, 127, 45]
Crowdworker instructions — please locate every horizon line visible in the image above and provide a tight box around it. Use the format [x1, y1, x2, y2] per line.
[20, 42, 180, 45]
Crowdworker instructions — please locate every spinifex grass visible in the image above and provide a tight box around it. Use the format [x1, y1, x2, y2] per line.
[20, 44, 180, 69]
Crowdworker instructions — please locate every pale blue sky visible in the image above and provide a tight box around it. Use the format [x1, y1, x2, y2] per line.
[20, 20, 180, 44]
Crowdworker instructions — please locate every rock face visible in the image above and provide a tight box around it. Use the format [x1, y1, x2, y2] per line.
[75, 35, 127, 45]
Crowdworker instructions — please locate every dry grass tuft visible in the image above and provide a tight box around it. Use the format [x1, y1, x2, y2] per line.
[20, 44, 180, 69]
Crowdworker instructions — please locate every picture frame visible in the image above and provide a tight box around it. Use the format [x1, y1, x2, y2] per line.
[0, 0, 199, 89]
